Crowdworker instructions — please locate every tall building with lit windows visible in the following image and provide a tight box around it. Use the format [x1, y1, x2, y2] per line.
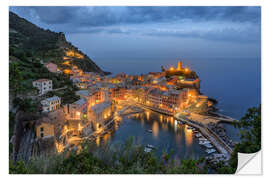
[177, 61, 183, 71]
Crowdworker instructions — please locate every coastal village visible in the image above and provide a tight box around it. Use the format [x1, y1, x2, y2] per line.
[10, 49, 237, 166]
[8, 8, 261, 174]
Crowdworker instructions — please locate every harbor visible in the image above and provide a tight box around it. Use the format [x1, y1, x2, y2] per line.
[89, 106, 239, 165]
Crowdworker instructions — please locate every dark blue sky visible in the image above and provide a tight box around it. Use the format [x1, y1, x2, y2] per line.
[10, 6, 261, 61]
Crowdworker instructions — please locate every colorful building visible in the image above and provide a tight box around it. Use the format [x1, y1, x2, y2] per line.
[35, 117, 55, 139]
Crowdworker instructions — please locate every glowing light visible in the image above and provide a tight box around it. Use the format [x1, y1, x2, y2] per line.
[146, 111, 150, 120]
[152, 121, 159, 139]
[76, 112, 81, 116]
[64, 69, 71, 74]
[56, 142, 64, 153]
[184, 68, 189, 72]
[174, 120, 178, 132]
[185, 126, 193, 146]
[160, 115, 163, 122]
[65, 50, 84, 59]
[170, 67, 175, 71]
[96, 136, 100, 146]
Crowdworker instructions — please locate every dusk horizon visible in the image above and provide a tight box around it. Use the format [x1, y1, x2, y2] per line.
[10, 6, 261, 64]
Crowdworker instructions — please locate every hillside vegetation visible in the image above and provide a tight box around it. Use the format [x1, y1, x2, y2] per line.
[9, 11, 105, 74]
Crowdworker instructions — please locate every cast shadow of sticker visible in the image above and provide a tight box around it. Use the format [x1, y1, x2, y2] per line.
[235, 151, 262, 174]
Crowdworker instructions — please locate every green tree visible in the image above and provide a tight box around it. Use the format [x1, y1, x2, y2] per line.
[234, 104, 261, 153]
[217, 104, 261, 173]
[9, 62, 25, 98]
[9, 161, 31, 174]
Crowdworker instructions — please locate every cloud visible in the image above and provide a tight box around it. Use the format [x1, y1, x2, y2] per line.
[10, 6, 261, 26]
[9, 6, 261, 43]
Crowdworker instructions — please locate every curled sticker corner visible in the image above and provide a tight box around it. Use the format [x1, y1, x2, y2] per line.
[236, 150, 261, 175]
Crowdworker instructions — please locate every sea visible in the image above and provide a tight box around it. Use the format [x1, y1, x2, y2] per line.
[92, 56, 261, 159]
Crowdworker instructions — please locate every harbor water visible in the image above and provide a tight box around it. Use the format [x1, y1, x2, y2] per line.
[94, 57, 260, 156]
[98, 110, 208, 160]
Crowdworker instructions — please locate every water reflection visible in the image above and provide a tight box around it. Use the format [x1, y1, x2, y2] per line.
[103, 132, 111, 143]
[161, 122, 168, 131]
[152, 121, 159, 139]
[96, 136, 100, 146]
[141, 116, 144, 126]
[184, 125, 193, 147]
[146, 111, 150, 121]
[159, 114, 163, 122]
[174, 120, 178, 132]
[175, 130, 182, 146]
[96, 110, 206, 160]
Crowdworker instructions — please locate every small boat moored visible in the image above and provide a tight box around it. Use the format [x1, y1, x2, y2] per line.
[203, 144, 213, 148]
[206, 148, 216, 154]
[146, 144, 155, 149]
[199, 137, 207, 141]
[195, 133, 202, 138]
[144, 147, 152, 153]
[199, 140, 211, 145]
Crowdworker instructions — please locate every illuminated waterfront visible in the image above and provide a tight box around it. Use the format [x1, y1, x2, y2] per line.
[97, 110, 208, 160]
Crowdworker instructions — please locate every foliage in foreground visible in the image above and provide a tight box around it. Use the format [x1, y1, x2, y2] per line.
[10, 105, 261, 174]
[215, 104, 261, 173]
[10, 137, 208, 174]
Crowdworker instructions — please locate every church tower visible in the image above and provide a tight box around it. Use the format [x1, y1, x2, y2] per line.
[177, 61, 182, 71]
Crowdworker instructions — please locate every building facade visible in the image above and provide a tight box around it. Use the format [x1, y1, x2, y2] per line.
[35, 117, 55, 139]
[41, 96, 61, 113]
[88, 101, 113, 131]
[33, 79, 53, 95]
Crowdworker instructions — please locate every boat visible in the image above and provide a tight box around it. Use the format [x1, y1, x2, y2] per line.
[204, 144, 213, 148]
[148, 129, 153, 133]
[199, 137, 207, 141]
[147, 144, 155, 149]
[144, 147, 152, 153]
[206, 149, 216, 154]
[195, 133, 202, 138]
[199, 140, 211, 145]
